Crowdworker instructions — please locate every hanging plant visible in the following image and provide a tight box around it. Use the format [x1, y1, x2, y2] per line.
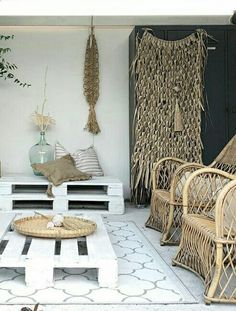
[0, 34, 30, 87]
[83, 18, 100, 134]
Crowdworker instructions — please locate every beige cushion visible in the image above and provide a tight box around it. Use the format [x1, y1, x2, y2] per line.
[55, 141, 103, 176]
[223, 191, 236, 234]
[175, 172, 191, 198]
[32, 154, 91, 186]
[175, 172, 228, 199]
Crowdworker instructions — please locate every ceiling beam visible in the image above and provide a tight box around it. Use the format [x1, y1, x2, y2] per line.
[0, 15, 232, 26]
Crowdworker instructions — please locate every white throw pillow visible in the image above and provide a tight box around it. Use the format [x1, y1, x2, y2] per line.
[55, 141, 104, 176]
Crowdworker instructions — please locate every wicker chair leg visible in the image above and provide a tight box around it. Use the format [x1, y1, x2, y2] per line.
[145, 192, 163, 232]
[204, 297, 212, 305]
[161, 204, 174, 245]
[205, 244, 223, 303]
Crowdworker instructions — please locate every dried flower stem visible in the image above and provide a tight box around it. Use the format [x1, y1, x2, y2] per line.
[41, 65, 48, 115]
[31, 66, 55, 132]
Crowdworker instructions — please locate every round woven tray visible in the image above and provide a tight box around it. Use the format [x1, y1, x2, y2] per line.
[13, 215, 97, 239]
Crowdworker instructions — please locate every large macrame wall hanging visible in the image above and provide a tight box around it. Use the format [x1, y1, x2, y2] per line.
[131, 29, 208, 204]
[83, 17, 100, 134]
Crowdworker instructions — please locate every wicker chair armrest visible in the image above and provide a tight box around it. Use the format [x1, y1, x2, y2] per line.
[182, 168, 235, 217]
[170, 162, 205, 202]
[152, 157, 186, 190]
[215, 179, 236, 240]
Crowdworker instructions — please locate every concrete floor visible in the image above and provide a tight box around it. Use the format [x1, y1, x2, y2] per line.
[0, 204, 235, 311]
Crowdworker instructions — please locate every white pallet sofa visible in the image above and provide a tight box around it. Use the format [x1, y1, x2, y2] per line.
[0, 174, 125, 214]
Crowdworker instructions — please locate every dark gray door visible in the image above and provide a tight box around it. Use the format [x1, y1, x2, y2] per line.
[228, 30, 236, 140]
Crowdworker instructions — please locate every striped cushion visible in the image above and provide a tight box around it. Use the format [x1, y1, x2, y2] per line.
[55, 141, 68, 159]
[55, 141, 103, 176]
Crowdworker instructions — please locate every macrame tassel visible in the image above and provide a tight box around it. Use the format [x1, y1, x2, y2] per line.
[83, 26, 100, 135]
[174, 102, 183, 132]
[46, 183, 54, 198]
[85, 105, 100, 134]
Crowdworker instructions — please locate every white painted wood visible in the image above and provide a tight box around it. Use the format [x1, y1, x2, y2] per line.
[0, 174, 124, 214]
[86, 214, 117, 261]
[0, 214, 15, 239]
[67, 194, 111, 201]
[85, 214, 118, 287]
[52, 185, 67, 196]
[1, 232, 26, 264]
[98, 259, 118, 288]
[0, 175, 49, 183]
[0, 175, 122, 186]
[26, 238, 55, 259]
[0, 215, 26, 268]
[3, 194, 54, 200]
[0, 209, 120, 215]
[0, 213, 118, 288]
[107, 185, 123, 196]
[0, 185, 12, 195]
[65, 177, 123, 186]
[60, 239, 78, 264]
[109, 199, 125, 214]
[25, 238, 55, 288]
[53, 198, 67, 212]
[0, 199, 12, 211]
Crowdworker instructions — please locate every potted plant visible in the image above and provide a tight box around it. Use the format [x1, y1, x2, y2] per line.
[0, 34, 30, 87]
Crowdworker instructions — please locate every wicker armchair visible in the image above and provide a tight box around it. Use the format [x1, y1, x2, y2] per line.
[173, 168, 236, 304]
[145, 134, 236, 245]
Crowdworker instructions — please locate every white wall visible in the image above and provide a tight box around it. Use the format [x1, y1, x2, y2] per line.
[0, 26, 132, 197]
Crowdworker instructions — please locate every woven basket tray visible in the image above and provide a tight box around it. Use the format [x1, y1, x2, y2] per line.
[13, 215, 97, 239]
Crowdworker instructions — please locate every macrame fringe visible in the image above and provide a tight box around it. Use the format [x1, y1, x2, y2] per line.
[174, 102, 183, 132]
[85, 106, 100, 134]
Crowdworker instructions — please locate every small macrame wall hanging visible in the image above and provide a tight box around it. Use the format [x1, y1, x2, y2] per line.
[131, 29, 208, 204]
[83, 17, 100, 134]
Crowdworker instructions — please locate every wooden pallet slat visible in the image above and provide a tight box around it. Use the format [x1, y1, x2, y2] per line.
[25, 238, 56, 288]
[0, 214, 15, 239]
[86, 214, 116, 260]
[60, 239, 79, 264]
[86, 215, 118, 287]
[67, 194, 111, 201]
[1, 232, 26, 265]
[27, 238, 55, 259]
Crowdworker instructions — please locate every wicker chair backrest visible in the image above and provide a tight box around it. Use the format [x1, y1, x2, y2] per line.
[183, 169, 235, 220]
[216, 182, 236, 239]
[213, 134, 236, 173]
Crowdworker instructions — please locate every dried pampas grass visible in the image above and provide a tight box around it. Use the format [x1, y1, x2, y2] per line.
[31, 111, 55, 132]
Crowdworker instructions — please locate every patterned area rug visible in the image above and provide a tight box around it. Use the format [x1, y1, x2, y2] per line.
[0, 221, 196, 304]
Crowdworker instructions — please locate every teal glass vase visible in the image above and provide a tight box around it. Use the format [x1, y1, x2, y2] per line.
[29, 131, 54, 176]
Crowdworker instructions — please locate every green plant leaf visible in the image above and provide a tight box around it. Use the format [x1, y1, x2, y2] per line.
[0, 34, 31, 87]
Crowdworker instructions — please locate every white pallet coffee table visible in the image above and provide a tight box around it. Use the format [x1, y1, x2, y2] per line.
[0, 213, 118, 289]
